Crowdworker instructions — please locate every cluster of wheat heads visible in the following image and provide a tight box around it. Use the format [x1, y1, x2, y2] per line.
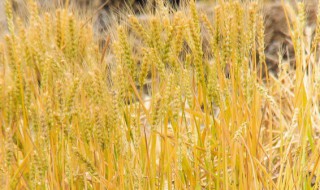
[1, 0, 320, 189]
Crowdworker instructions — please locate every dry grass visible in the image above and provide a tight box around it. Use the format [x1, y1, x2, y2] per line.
[0, 0, 320, 189]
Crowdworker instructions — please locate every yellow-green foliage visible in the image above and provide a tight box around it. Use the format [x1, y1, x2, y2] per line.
[0, 0, 320, 189]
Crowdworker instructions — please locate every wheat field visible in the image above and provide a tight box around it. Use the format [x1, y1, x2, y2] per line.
[0, 0, 320, 189]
